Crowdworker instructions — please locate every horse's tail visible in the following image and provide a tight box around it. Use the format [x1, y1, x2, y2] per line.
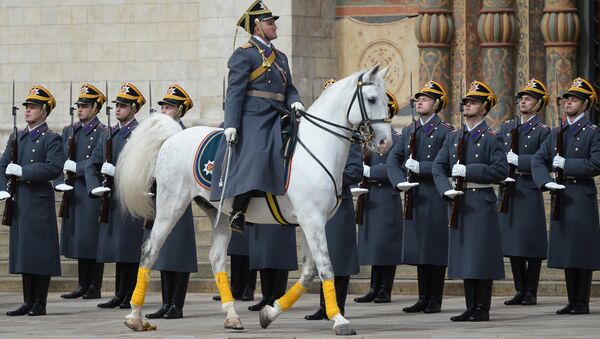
[116, 114, 182, 219]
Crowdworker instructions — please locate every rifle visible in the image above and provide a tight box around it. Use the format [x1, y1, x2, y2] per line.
[498, 99, 520, 214]
[2, 80, 19, 227]
[58, 82, 76, 218]
[98, 81, 113, 223]
[148, 81, 155, 115]
[551, 71, 564, 221]
[448, 77, 465, 229]
[403, 73, 417, 220]
[355, 146, 369, 225]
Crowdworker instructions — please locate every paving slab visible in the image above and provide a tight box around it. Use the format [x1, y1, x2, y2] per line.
[0, 293, 599, 338]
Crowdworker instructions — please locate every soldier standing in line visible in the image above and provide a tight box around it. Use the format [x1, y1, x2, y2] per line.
[305, 140, 362, 320]
[85, 82, 146, 309]
[210, 0, 303, 233]
[2, 85, 64, 316]
[354, 91, 403, 304]
[532, 77, 600, 315]
[143, 84, 198, 319]
[432, 80, 508, 322]
[388, 81, 454, 313]
[498, 79, 550, 306]
[247, 223, 297, 311]
[55, 83, 107, 300]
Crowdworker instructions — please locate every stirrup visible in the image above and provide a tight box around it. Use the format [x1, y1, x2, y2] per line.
[229, 211, 245, 233]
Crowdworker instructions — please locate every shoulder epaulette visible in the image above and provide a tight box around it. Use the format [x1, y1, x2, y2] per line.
[538, 123, 550, 130]
[590, 124, 598, 129]
[440, 121, 454, 129]
[240, 42, 252, 49]
[486, 129, 497, 136]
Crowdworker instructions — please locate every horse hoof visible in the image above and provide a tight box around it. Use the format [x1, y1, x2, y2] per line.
[224, 317, 244, 330]
[259, 307, 273, 329]
[334, 323, 357, 336]
[124, 318, 157, 332]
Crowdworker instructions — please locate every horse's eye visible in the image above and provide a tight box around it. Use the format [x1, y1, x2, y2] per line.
[368, 97, 377, 105]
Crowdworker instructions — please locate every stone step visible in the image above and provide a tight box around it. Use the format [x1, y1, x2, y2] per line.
[0, 259, 598, 283]
[0, 275, 600, 298]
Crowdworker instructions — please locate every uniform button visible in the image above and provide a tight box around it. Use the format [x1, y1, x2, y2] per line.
[575, 147, 579, 151]
[427, 155, 431, 159]
[527, 135, 531, 138]
[268, 68, 271, 72]
[533, 127, 536, 130]
[86, 155, 90, 158]
[428, 145, 431, 148]
[377, 183, 382, 187]
[36, 140, 39, 143]
[573, 179, 577, 183]
[583, 128, 586, 131]
[577, 138, 580, 141]
[475, 154, 479, 157]
[506, 133, 510, 136]
[42, 132, 45, 135]
[453, 155, 456, 158]
[454, 144, 457, 147]
[88, 145, 91, 149]
[268, 80, 271, 84]
[30, 159, 34, 163]
[430, 135, 433, 138]
[505, 142, 508, 145]
[524, 145, 528, 148]
[90, 137, 93, 140]
[379, 154, 382, 156]
[477, 143, 480, 147]
[32, 149, 35, 152]
[472, 188, 476, 192]
[27, 181, 31, 184]
[482, 134, 485, 137]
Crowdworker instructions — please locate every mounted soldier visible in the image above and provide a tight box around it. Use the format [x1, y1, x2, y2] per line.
[210, 0, 303, 233]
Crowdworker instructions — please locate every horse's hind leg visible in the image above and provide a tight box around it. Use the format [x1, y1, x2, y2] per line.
[203, 201, 243, 330]
[124, 185, 188, 332]
[259, 230, 317, 329]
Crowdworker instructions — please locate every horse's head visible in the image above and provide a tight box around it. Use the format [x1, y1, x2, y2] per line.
[346, 65, 393, 153]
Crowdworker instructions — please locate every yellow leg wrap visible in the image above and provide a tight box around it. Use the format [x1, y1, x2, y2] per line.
[130, 267, 151, 306]
[277, 281, 307, 311]
[215, 271, 234, 304]
[322, 279, 341, 320]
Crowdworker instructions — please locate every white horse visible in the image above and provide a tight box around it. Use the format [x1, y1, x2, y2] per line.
[116, 65, 392, 336]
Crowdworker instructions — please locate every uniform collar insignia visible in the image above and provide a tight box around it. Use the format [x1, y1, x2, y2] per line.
[29, 122, 49, 140]
[83, 116, 101, 135]
[469, 120, 489, 143]
[520, 115, 540, 135]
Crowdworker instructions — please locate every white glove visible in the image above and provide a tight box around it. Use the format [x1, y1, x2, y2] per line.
[405, 158, 420, 174]
[351, 187, 369, 197]
[507, 150, 519, 166]
[545, 182, 565, 190]
[0, 191, 10, 200]
[91, 186, 111, 196]
[5, 163, 22, 177]
[444, 189, 464, 198]
[363, 164, 371, 178]
[291, 102, 305, 112]
[501, 177, 516, 183]
[55, 183, 74, 192]
[63, 160, 77, 173]
[451, 164, 466, 178]
[224, 127, 237, 143]
[396, 181, 419, 191]
[553, 155, 565, 169]
[100, 162, 115, 177]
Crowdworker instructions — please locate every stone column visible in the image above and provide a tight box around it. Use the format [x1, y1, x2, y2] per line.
[540, 0, 579, 124]
[477, 0, 518, 129]
[414, 0, 454, 122]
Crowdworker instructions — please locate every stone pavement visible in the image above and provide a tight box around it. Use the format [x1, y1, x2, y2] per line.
[0, 293, 599, 338]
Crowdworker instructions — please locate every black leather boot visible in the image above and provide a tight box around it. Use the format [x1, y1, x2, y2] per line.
[505, 257, 526, 305]
[83, 261, 103, 299]
[270, 269, 289, 306]
[374, 266, 395, 303]
[469, 279, 492, 321]
[62, 259, 88, 299]
[249, 269, 271, 311]
[424, 266, 445, 313]
[164, 272, 190, 319]
[241, 258, 256, 301]
[521, 258, 541, 305]
[146, 271, 172, 319]
[451, 279, 476, 322]
[305, 282, 327, 320]
[404, 265, 427, 312]
[98, 262, 125, 308]
[335, 276, 350, 315]
[7, 274, 34, 316]
[229, 192, 253, 233]
[355, 266, 380, 303]
[119, 263, 138, 309]
[570, 269, 591, 315]
[28, 275, 51, 316]
[557, 268, 577, 314]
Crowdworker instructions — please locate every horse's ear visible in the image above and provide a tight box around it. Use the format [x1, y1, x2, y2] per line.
[377, 65, 390, 79]
[367, 64, 381, 81]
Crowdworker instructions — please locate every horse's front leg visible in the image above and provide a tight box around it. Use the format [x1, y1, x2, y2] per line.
[260, 230, 317, 328]
[298, 217, 356, 335]
[207, 206, 243, 330]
